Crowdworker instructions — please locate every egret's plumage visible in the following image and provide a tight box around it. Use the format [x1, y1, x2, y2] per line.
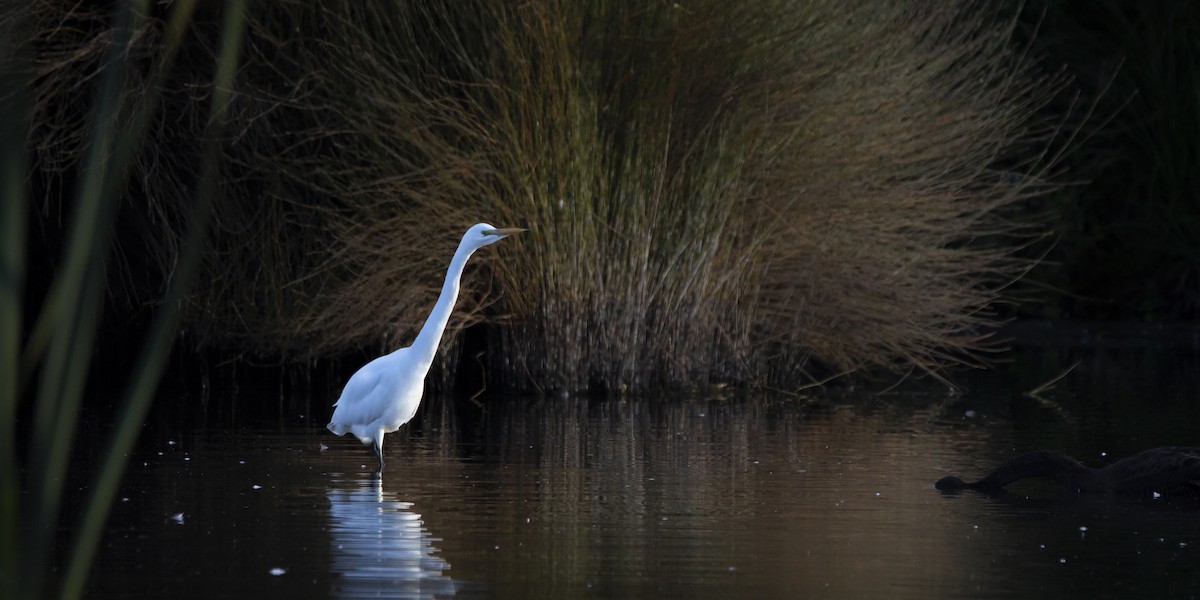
[326, 350, 421, 446]
[327, 223, 524, 469]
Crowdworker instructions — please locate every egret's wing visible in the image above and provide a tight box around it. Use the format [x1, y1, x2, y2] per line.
[328, 357, 392, 441]
[332, 361, 383, 408]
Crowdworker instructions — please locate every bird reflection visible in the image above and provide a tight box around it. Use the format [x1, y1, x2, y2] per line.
[328, 475, 457, 599]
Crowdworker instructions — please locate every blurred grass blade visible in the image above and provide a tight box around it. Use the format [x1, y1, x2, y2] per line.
[22, 1, 146, 594]
[0, 11, 30, 598]
[16, 0, 199, 597]
[57, 3, 246, 598]
[19, 0, 198, 386]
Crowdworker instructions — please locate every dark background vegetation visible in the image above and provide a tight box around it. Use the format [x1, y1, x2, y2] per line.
[14, 0, 1200, 396]
[1016, 0, 1200, 321]
[4, 3, 1199, 597]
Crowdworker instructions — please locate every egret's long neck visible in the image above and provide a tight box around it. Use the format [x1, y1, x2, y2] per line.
[408, 243, 475, 370]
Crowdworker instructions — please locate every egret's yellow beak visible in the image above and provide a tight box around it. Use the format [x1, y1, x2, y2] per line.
[483, 227, 527, 237]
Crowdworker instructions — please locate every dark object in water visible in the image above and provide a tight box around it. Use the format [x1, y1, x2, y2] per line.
[936, 447, 1200, 496]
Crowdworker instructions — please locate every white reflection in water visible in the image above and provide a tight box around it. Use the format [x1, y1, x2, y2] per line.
[328, 475, 457, 599]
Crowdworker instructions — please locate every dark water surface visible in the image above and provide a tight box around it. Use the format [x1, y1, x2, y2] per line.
[76, 332, 1200, 599]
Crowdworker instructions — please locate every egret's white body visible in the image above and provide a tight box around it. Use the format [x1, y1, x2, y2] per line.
[327, 223, 523, 469]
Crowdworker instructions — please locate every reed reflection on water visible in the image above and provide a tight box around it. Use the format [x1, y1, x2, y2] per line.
[79, 342, 1200, 599]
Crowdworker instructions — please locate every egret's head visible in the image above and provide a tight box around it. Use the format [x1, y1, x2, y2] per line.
[464, 222, 526, 250]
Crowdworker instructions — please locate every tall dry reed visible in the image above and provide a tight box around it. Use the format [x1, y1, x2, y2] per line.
[483, 1, 1061, 391]
[22, 1, 1062, 393]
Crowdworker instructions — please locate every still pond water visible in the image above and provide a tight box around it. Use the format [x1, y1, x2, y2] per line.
[76, 327, 1200, 598]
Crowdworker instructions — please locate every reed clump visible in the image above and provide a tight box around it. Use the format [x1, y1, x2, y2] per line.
[481, 1, 1061, 391]
[24, 1, 1061, 393]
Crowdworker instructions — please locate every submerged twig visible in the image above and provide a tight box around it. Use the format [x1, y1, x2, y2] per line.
[1023, 360, 1080, 399]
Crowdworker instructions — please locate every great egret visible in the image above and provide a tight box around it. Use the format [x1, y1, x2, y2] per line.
[935, 447, 1200, 496]
[326, 223, 525, 469]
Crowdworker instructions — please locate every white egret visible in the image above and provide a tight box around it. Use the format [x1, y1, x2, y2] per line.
[326, 223, 525, 469]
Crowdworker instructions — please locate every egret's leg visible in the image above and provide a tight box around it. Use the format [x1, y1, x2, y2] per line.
[373, 437, 384, 471]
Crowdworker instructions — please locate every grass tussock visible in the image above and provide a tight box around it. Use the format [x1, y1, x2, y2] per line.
[24, 1, 1062, 392]
[486, 1, 1061, 391]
